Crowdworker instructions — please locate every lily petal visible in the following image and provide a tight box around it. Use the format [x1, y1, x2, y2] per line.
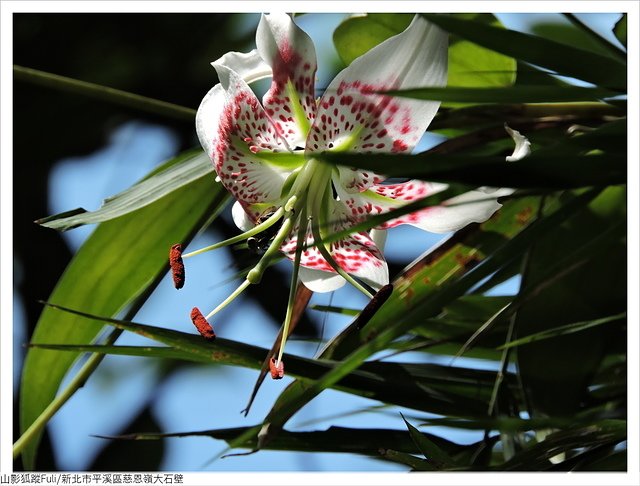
[299, 267, 346, 293]
[406, 188, 514, 234]
[213, 49, 272, 84]
[335, 179, 448, 227]
[282, 222, 389, 291]
[257, 13, 318, 148]
[231, 200, 255, 232]
[203, 64, 301, 204]
[307, 15, 447, 192]
[505, 124, 532, 162]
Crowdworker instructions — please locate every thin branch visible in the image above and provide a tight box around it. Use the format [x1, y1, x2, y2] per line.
[14, 65, 196, 121]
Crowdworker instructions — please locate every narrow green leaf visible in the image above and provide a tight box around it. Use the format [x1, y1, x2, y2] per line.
[562, 14, 626, 61]
[103, 424, 460, 460]
[19, 153, 228, 469]
[387, 86, 616, 103]
[613, 14, 627, 48]
[257, 190, 600, 440]
[378, 449, 436, 471]
[320, 152, 625, 189]
[498, 421, 626, 470]
[401, 414, 460, 468]
[498, 313, 625, 349]
[35, 304, 499, 417]
[29, 344, 211, 363]
[422, 14, 626, 91]
[38, 150, 212, 230]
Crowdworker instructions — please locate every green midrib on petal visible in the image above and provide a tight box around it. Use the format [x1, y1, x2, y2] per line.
[286, 79, 311, 137]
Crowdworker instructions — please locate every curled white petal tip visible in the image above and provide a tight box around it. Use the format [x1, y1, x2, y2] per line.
[231, 200, 255, 232]
[211, 49, 272, 85]
[505, 124, 531, 162]
[299, 267, 347, 293]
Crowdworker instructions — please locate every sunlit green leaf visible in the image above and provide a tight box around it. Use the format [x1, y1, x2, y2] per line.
[37, 150, 212, 230]
[19, 152, 228, 469]
[613, 14, 627, 48]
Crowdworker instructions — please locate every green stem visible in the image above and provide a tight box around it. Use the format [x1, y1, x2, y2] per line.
[277, 208, 308, 364]
[13, 329, 122, 459]
[14, 65, 196, 121]
[309, 179, 374, 299]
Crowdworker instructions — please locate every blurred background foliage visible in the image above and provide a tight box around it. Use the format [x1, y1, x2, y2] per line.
[13, 12, 627, 472]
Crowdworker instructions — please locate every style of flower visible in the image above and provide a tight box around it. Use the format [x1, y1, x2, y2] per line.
[173, 13, 530, 373]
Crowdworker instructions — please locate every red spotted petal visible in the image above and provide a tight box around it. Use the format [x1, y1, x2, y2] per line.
[209, 66, 302, 204]
[257, 13, 318, 148]
[306, 16, 447, 193]
[280, 211, 389, 291]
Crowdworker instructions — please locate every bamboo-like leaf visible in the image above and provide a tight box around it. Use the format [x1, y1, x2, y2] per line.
[387, 86, 616, 103]
[37, 150, 213, 230]
[378, 449, 436, 471]
[252, 190, 601, 449]
[18, 151, 228, 469]
[497, 421, 626, 470]
[422, 14, 626, 91]
[401, 414, 460, 468]
[320, 152, 625, 189]
[498, 313, 625, 349]
[100, 425, 464, 461]
[33, 304, 505, 417]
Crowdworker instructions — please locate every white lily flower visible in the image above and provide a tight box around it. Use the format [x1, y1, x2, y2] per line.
[176, 14, 529, 371]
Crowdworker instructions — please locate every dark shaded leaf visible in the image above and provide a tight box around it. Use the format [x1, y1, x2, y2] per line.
[320, 152, 625, 189]
[387, 86, 616, 103]
[498, 421, 626, 470]
[401, 414, 460, 468]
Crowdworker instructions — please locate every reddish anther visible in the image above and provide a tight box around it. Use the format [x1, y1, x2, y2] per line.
[269, 358, 285, 379]
[169, 243, 185, 289]
[190, 307, 215, 341]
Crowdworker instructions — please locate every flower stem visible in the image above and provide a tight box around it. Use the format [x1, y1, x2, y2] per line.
[13, 328, 122, 460]
[14, 65, 196, 121]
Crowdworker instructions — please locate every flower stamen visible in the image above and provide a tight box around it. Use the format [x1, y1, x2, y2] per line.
[269, 357, 284, 379]
[169, 243, 185, 289]
[190, 307, 216, 340]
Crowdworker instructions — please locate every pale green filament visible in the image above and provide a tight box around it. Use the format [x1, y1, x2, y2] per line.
[205, 279, 251, 320]
[286, 79, 311, 137]
[308, 166, 374, 298]
[182, 207, 285, 259]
